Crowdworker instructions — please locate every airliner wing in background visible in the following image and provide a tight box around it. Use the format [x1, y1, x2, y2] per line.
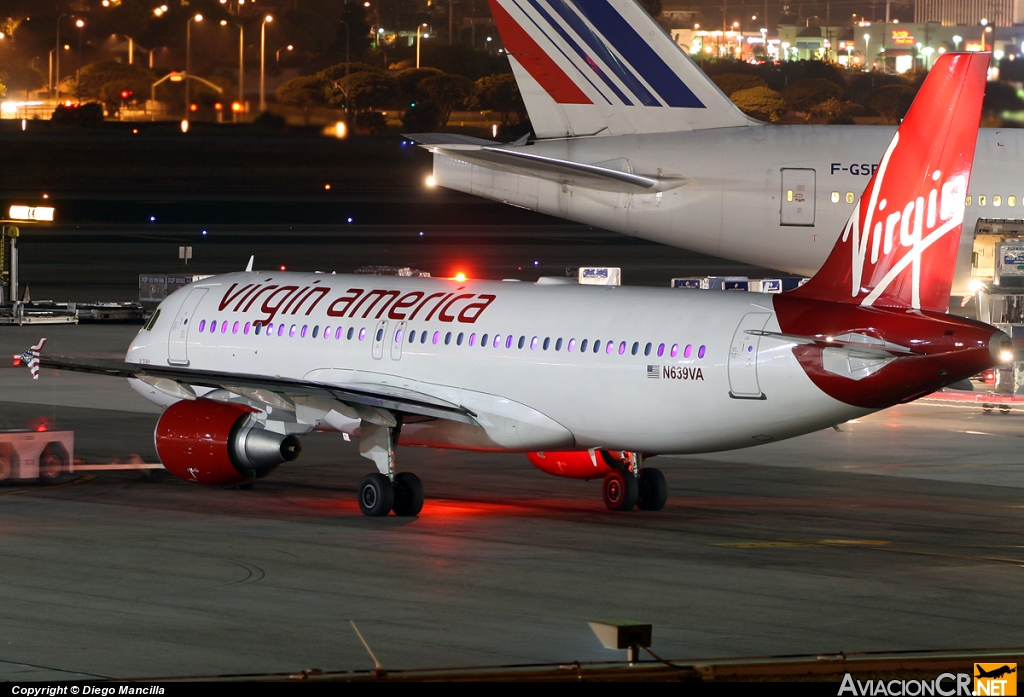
[37, 355, 479, 425]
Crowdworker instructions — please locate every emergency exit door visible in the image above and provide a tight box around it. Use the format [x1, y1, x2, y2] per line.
[781, 168, 816, 226]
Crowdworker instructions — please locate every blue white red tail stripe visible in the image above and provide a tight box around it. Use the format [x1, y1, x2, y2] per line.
[487, 0, 752, 137]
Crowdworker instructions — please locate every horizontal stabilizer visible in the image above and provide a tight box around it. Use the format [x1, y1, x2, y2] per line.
[403, 133, 496, 146]
[427, 142, 685, 193]
[748, 330, 918, 358]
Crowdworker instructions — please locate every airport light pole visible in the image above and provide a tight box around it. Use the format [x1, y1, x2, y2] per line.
[75, 19, 85, 104]
[276, 44, 293, 62]
[220, 20, 244, 121]
[185, 14, 203, 120]
[259, 15, 273, 113]
[54, 14, 68, 97]
[416, 23, 428, 69]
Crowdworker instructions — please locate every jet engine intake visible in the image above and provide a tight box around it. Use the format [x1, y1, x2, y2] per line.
[155, 398, 301, 486]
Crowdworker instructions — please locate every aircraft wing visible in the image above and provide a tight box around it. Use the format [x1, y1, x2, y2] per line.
[406, 134, 686, 193]
[37, 356, 479, 425]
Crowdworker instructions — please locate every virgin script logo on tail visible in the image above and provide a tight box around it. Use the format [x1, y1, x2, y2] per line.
[841, 131, 967, 310]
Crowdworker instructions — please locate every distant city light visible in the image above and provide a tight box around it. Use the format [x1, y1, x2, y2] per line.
[324, 183, 331, 190]
[347, 217, 353, 223]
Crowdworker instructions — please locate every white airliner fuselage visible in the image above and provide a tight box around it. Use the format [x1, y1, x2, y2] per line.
[128, 272, 863, 455]
[431, 124, 1020, 293]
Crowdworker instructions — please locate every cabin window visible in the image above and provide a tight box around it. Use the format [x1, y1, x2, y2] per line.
[358, 328, 366, 341]
[605, 341, 613, 354]
[289, 325, 296, 338]
[684, 344, 692, 358]
[337, 327, 345, 340]
[408, 330, 416, 343]
[198, 320, 206, 332]
[255, 323, 262, 336]
[846, 192, 855, 204]
[300, 325, 307, 338]
[375, 328, 384, 341]
[619, 342, 627, 355]
[657, 343, 665, 357]
[567, 339, 575, 352]
[233, 322, 240, 335]
[580, 339, 588, 352]
[469, 333, 476, 346]
[531, 336, 538, 350]
[481, 333, 489, 346]
[555, 338, 563, 351]
[671, 344, 679, 357]
[631, 342, 639, 355]
[244, 322, 251, 335]
[698, 345, 706, 358]
[979, 195, 987, 206]
[493, 334, 501, 348]
[445, 332, 452, 345]
[266, 323, 274, 336]
[395, 329, 403, 343]
[458, 332, 465, 345]
[830, 191, 839, 203]
[433, 331, 441, 345]
[519, 336, 527, 349]
[506, 335, 514, 349]
[278, 324, 286, 337]
[994, 195, 1002, 207]
[644, 342, 652, 356]
[311, 325, 318, 338]
[543, 337, 551, 350]
[966, 195, 972, 206]
[1010, 196, 1017, 207]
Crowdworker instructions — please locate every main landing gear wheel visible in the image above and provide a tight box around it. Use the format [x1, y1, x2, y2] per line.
[603, 470, 638, 511]
[637, 467, 667, 511]
[392, 472, 424, 517]
[359, 473, 394, 517]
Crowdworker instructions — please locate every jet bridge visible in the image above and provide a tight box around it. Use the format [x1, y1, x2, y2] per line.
[971, 219, 1024, 393]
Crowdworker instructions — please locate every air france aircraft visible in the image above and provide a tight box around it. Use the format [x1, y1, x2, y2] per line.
[411, 0, 1024, 297]
[24, 53, 1009, 517]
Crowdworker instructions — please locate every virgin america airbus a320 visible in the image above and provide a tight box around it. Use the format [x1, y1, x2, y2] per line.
[20, 53, 1012, 517]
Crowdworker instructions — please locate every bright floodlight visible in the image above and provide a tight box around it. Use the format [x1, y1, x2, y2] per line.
[9, 205, 55, 222]
[75, 19, 84, 28]
[1001, 350, 1015, 363]
[194, 14, 203, 21]
[265, 15, 273, 22]
[425, 175, 436, 187]
[220, 20, 227, 25]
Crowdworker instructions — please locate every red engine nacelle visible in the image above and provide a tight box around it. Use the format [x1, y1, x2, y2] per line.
[526, 450, 630, 480]
[155, 398, 301, 486]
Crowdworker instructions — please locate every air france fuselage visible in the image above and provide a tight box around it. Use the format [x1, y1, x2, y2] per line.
[128, 272, 872, 455]
[432, 124, 1021, 294]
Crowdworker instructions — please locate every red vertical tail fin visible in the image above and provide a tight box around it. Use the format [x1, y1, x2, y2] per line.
[790, 53, 989, 313]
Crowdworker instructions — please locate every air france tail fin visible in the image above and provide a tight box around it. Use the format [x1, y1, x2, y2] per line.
[788, 52, 989, 314]
[486, 0, 753, 138]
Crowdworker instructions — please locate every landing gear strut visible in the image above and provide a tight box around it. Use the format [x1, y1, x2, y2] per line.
[357, 418, 424, 517]
[601, 451, 667, 512]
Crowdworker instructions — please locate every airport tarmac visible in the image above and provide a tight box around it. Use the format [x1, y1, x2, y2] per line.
[0, 323, 1023, 680]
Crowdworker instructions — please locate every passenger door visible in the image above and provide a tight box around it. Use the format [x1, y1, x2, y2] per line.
[390, 321, 407, 360]
[167, 288, 207, 366]
[728, 312, 771, 399]
[371, 320, 388, 360]
[780, 168, 816, 226]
